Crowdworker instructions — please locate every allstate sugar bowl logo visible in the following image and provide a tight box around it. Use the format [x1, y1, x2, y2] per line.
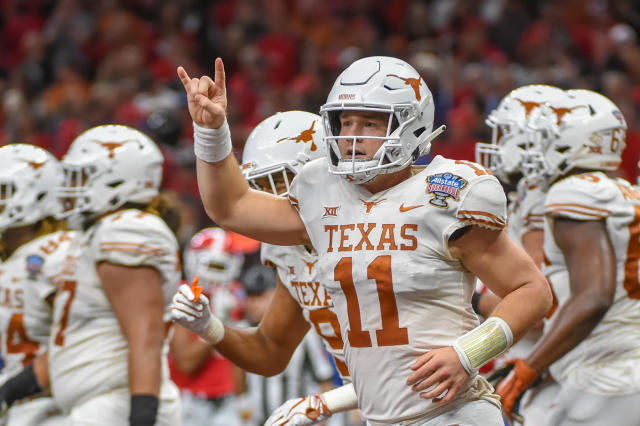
[426, 173, 468, 208]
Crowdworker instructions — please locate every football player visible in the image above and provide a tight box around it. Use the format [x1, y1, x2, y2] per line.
[173, 111, 359, 425]
[174, 56, 551, 425]
[47, 125, 182, 425]
[495, 89, 640, 425]
[0, 144, 69, 425]
[475, 86, 566, 424]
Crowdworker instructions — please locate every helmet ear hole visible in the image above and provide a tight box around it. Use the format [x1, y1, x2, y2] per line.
[106, 180, 124, 188]
[413, 127, 426, 138]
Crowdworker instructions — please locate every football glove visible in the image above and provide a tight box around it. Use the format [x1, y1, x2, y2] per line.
[495, 358, 539, 424]
[263, 394, 331, 426]
[171, 283, 224, 344]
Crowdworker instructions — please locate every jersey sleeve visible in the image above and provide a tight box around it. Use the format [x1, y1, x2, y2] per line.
[519, 187, 546, 234]
[453, 177, 507, 233]
[545, 174, 616, 221]
[260, 243, 288, 284]
[94, 210, 179, 281]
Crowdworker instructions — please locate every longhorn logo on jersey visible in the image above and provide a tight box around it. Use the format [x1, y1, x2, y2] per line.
[303, 259, 317, 274]
[360, 198, 386, 214]
[426, 173, 468, 208]
[276, 121, 318, 151]
[386, 74, 422, 101]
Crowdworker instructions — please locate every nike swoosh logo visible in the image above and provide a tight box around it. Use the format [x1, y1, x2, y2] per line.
[399, 203, 423, 212]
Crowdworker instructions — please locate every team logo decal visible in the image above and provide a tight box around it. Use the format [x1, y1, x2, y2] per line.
[515, 99, 542, 118]
[549, 105, 587, 125]
[276, 121, 318, 151]
[425, 173, 468, 208]
[26, 255, 44, 279]
[386, 74, 422, 101]
[91, 139, 139, 159]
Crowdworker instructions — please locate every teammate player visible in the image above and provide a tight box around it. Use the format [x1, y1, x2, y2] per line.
[47, 125, 182, 425]
[174, 56, 551, 425]
[495, 89, 640, 425]
[173, 110, 360, 424]
[475, 85, 566, 424]
[0, 144, 68, 425]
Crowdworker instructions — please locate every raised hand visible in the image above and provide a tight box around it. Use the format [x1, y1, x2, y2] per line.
[177, 57, 227, 129]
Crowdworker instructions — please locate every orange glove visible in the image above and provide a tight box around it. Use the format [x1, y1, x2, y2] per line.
[495, 358, 539, 421]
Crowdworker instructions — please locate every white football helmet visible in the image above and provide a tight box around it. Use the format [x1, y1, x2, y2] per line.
[0, 144, 62, 233]
[241, 111, 326, 196]
[184, 227, 259, 285]
[475, 85, 564, 182]
[320, 56, 445, 184]
[57, 124, 164, 219]
[525, 89, 627, 184]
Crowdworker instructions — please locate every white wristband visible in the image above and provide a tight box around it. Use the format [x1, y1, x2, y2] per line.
[321, 383, 358, 414]
[193, 119, 232, 162]
[202, 315, 225, 345]
[453, 316, 513, 375]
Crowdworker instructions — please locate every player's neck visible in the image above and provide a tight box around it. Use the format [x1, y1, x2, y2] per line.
[0, 224, 38, 259]
[361, 167, 412, 194]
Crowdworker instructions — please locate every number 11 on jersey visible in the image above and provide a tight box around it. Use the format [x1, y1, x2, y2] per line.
[334, 256, 408, 348]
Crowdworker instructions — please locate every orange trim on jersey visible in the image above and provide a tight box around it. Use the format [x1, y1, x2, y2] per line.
[100, 242, 167, 256]
[459, 218, 506, 230]
[545, 208, 607, 219]
[457, 210, 506, 225]
[334, 357, 350, 377]
[545, 203, 611, 214]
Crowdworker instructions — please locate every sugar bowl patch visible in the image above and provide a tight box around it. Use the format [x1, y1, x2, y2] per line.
[26, 255, 44, 279]
[425, 173, 468, 208]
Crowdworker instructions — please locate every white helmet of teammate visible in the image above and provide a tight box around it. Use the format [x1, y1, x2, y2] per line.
[241, 111, 326, 196]
[475, 85, 564, 183]
[0, 144, 62, 233]
[57, 124, 164, 219]
[526, 89, 627, 184]
[184, 227, 259, 285]
[320, 56, 444, 184]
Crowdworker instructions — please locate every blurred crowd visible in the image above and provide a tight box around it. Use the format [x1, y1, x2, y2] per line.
[2, 0, 640, 248]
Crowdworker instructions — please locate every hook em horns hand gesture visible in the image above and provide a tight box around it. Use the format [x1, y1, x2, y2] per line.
[177, 58, 227, 129]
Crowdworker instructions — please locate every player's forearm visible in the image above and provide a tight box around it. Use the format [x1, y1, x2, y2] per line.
[525, 291, 610, 373]
[491, 275, 552, 342]
[32, 353, 50, 390]
[214, 325, 292, 376]
[196, 156, 251, 227]
[128, 335, 164, 395]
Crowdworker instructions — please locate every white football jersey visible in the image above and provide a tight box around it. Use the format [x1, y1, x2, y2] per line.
[48, 209, 181, 412]
[0, 230, 74, 382]
[261, 243, 349, 381]
[507, 179, 546, 245]
[543, 173, 640, 394]
[288, 156, 507, 424]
